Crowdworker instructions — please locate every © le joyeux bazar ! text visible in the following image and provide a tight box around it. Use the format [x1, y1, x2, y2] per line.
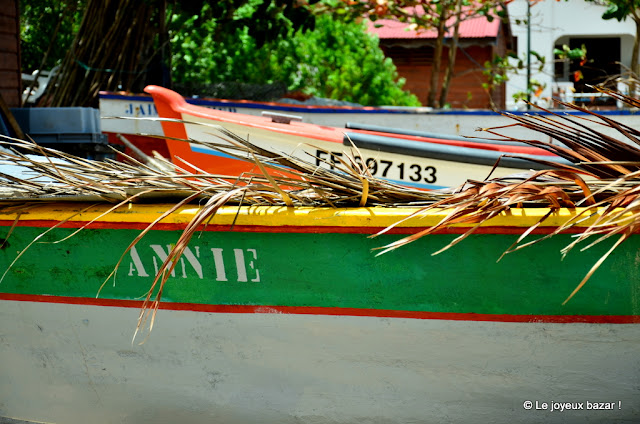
[523, 400, 621, 412]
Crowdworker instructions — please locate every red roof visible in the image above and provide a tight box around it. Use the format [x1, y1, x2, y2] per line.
[367, 13, 501, 40]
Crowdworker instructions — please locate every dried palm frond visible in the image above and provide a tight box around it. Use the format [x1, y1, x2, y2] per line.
[375, 87, 640, 304]
[0, 131, 447, 340]
[3, 88, 640, 338]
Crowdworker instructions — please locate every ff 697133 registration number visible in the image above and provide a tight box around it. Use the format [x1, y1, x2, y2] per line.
[314, 150, 437, 184]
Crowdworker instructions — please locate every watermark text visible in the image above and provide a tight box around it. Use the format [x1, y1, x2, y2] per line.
[523, 400, 621, 412]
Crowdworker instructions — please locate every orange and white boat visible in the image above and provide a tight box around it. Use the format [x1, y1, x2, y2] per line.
[143, 86, 564, 189]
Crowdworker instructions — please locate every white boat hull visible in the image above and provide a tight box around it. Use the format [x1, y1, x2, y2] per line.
[181, 114, 532, 189]
[2, 299, 638, 424]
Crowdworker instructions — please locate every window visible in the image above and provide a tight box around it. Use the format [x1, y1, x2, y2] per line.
[554, 37, 620, 107]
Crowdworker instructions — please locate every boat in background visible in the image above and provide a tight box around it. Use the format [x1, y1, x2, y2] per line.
[1, 202, 639, 424]
[99, 90, 640, 143]
[143, 86, 565, 190]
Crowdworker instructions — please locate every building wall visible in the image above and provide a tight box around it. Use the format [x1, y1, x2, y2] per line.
[507, 0, 635, 110]
[0, 0, 21, 107]
[382, 43, 498, 109]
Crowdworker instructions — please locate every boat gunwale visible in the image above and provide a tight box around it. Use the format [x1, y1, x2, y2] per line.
[0, 203, 630, 232]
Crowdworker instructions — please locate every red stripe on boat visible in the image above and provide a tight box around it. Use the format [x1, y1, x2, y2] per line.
[0, 219, 601, 235]
[1, 293, 638, 324]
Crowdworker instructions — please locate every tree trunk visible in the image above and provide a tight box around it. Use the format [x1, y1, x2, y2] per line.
[427, 5, 449, 107]
[631, 15, 640, 98]
[43, 0, 163, 107]
[439, 0, 462, 107]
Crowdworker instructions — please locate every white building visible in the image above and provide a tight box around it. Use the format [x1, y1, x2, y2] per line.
[507, 0, 636, 110]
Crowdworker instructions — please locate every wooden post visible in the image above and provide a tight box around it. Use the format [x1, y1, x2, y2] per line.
[0, 92, 25, 139]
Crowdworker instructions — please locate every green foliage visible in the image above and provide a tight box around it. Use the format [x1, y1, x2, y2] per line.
[482, 50, 547, 103]
[19, 0, 84, 73]
[169, 0, 317, 46]
[598, 0, 637, 21]
[485, 43, 586, 105]
[171, 13, 421, 106]
[553, 44, 587, 61]
[279, 15, 420, 106]
[319, 0, 504, 107]
[19, 0, 418, 106]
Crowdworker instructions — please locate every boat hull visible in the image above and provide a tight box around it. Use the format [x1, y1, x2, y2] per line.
[168, 114, 530, 190]
[143, 86, 562, 190]
[99, 91, 640, 142]
[2, 300, 638, 424]
[0, 204, 638, 423]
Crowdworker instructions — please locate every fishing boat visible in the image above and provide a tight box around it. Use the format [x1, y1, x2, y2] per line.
[99, 90, 640, 142]
[1, 201, 638, 424]
[143, 85, 564, 190]
[3, 89, 640, 423]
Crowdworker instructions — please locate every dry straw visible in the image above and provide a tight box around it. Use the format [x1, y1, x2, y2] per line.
[1, 86, 639, 338]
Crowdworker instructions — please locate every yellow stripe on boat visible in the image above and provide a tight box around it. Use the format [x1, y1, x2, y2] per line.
[0, 202, 627, 229]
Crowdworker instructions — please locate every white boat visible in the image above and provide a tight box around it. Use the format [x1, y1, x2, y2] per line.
[141, 86, 568, 190]
[99, 90, 640, 143]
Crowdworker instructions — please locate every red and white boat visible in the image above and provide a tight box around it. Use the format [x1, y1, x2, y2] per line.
[114, 86, 566, 189]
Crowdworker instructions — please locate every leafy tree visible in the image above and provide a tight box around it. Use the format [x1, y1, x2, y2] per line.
[482, 43, 587, 108]
[482, 50, 547, 107]
[171, 13, 421, 105]
[321, 0, 503, 108]
[482, 2, 587, 108]
[19, 0, 84, 73]
[20, 0, 417, 106]
[36, 0, 318, 107]
[282, 15, 420, 105]
[19, 0, 86, 106]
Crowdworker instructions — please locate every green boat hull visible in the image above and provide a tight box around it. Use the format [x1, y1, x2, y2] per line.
[0, 203, 638, 423]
